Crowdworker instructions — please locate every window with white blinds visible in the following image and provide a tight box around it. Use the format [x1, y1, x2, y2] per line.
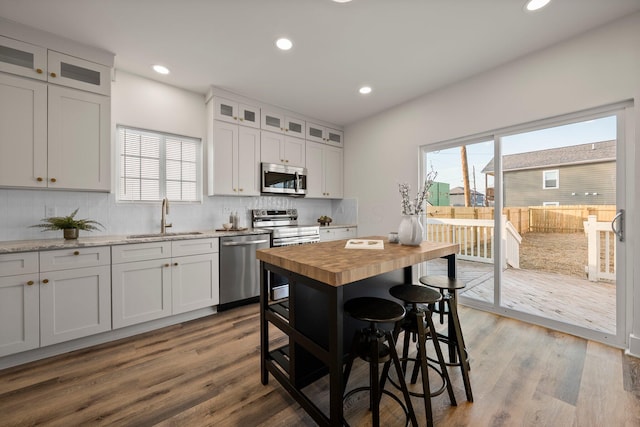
[118, 126, 201, 202]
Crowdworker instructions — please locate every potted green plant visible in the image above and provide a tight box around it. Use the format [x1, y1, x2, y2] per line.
[31, 208, 103, 240]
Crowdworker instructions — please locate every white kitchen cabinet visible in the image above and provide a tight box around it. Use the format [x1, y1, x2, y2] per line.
[0, 73, 47, 188]
[0, 252, 39, 357]
[172, 252, 219, 314]
[214, 96, 260, 128]
[47, 85, 110, 191]
[210, 120, 261, 196]
[261, 131, 305, 167]
[111, 239, 219, 328]
[319, 226, 357, 242]
[0, 35, 47, 80]
[305, 140, 343, 198]
[261, 109, 306, 139]
[0, 71, 110, 191]
[306, 122, 343, 147]
[111, 242, 172, 329]
[39, 247, 111, 346]
[0, 37, 110, 95]
[47, 50, 110, 96]
[111, 257, 172, 329]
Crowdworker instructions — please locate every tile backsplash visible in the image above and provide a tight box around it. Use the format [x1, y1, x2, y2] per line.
[0, 189, 358, 241]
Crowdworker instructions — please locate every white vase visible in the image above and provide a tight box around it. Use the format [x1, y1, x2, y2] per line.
[398, 215, 424, 246]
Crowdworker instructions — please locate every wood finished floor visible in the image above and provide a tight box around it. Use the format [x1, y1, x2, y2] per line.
[1, 303, 639, 426]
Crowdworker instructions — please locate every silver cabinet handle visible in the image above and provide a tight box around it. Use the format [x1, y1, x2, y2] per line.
[611, 209, 624, 242]
[221, 240, 269, 246]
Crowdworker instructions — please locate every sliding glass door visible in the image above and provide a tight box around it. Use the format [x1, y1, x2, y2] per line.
[421, 105, 628, 346]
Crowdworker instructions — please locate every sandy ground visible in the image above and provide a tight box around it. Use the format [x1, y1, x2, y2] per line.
[519, 232, 588, 278]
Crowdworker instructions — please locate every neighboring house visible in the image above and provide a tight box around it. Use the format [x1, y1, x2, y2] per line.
[482, 140, 615, 206]
[449, 186, 485, 207]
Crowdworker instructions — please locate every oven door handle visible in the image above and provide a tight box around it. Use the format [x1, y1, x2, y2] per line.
[221, 240, 270, 247]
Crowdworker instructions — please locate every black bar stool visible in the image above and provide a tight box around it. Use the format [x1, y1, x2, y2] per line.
[342, 297, 418, 427]
[389, 284, 457, 427]
[418, 275, 473, 402]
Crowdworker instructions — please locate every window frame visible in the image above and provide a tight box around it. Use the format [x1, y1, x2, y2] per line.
[116, 125, 202, 203]
[542, 169, 559, 189]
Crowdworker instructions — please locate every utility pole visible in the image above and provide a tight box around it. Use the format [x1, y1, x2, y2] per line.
[461, 146, 471, 207]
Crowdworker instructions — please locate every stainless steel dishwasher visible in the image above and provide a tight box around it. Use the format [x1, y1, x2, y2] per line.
[219, 233, 270, 309]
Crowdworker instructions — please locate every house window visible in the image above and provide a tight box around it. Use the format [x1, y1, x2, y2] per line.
[543, 169, 559, 189]
[118, 126, 201, 202]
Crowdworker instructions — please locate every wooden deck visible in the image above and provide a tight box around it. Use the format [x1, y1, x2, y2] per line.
[426, 258, 616, 333]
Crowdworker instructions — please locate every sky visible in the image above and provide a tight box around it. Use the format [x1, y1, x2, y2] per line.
[424, 115, 617, 194]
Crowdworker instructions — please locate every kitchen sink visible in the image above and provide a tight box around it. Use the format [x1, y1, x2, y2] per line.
[126, 231, 203, 239]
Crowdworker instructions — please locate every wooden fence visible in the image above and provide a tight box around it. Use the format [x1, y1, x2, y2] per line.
[427, 205, 615, 234]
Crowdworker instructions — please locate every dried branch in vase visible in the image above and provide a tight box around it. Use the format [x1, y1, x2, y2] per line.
[398, 169, 438, 215]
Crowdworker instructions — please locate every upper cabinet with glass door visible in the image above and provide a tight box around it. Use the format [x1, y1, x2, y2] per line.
[261, 108, 306, 139]
[0, 36, 47, 80]
[47, 51, 110, 95]
[214, 96, 260, 128]
[306, 122, 343, 147]
[0, 36, 110, 95]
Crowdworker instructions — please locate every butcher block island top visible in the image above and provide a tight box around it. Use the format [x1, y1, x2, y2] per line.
[256, 236, 459, 286]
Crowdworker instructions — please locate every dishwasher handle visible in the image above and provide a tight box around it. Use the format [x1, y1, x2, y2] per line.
[221, 239, 269, 247]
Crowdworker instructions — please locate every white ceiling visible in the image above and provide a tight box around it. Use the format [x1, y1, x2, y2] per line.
[1, 0, 639, 126]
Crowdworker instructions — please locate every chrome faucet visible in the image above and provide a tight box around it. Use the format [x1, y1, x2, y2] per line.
[161, 198, 172, 234]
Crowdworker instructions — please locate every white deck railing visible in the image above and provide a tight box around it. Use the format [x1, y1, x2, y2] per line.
[583, 215, 616, 282]
[426, 216, 521, 268]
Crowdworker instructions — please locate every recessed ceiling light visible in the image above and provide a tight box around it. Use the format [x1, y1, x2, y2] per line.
[359, 86, 372, 95]
[276, 38, 293, 51]
[332, 0, 353, 3]
[525, 0, 551, 11]
[152, 64, 170, 75]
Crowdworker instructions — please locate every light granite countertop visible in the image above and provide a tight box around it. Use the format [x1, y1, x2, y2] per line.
[0, 229, 271, 254]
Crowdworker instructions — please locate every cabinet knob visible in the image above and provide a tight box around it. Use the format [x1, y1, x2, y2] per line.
[173, 262, 178, 266]
[50, 72, 57, 78]
[164, 263, 170, 267]
[50, 178, 57, 183]
[42, 279, 49, 284]
[36, 68, 43, 74]
[73, 251, 80, 256]
[27, 280, 34, 286]
[36, 177, 43, 182]
[239, 118, 244, 122]
[233, 116, 238, 120]
[239, 188, 243, 192]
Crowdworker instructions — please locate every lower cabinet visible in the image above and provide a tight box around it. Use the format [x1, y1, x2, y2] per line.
[319, 226, 357, 242]
[0, 271, 40, 357]
[0, 247, 111, 356]
[39, 265, 111, 346]
[111, 238, 219, 329]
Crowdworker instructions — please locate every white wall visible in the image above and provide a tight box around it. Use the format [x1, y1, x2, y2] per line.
[0, 71, 353, 241]
[345, 13, 640, 355]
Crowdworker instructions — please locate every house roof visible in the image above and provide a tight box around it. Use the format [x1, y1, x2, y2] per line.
[449, 186, 484, 196]
[482, 140, 616, 174]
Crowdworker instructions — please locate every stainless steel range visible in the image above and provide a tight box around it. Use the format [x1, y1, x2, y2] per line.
[251, 209, 320, 300]
[251, 209, 320, 247]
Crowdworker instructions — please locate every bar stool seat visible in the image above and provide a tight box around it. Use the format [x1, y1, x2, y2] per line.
[389, 284, 457, 427]
[342, 297, 418, 427]
[419, 275, 473, 402]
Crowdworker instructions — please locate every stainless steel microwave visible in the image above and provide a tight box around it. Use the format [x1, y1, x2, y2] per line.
[261, 163, 307, 196]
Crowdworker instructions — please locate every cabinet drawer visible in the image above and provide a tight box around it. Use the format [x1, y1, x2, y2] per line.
[40, 247, 110, 272]
[111, 241, 172, 264]
[0, 252, 39, 276]
[172, 238, 219, 257]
